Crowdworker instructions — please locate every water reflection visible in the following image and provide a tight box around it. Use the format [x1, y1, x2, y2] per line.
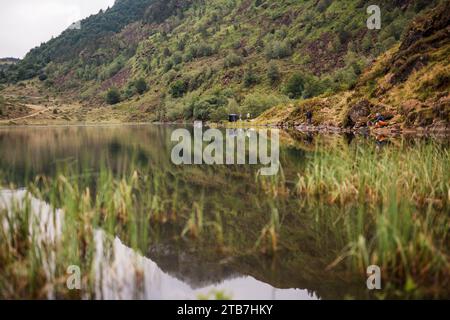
[0, 188, 316, 300]
[1, 124, 447, 299]
[94, 230, 317, 300]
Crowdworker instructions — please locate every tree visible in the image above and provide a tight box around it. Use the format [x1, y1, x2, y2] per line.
[106, 87, 121, 104]
[284, 73, 305, 99]
[134, 78, 148, 95]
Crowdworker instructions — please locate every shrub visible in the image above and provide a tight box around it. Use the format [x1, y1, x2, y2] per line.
[242, 93, 285, 117]
[188, 68, 214, 91]
[302, 74, 326, 99]
[284, 73, 305, 99]
[187, 43, 215, 60]
[177, 38, 186, 51]
[106, 87, 121, 105]
[332, 66, 358, 90]
[224, 53, 243, 68]
[243, 68, 259, 87]
[101, 58, 124, 80]
[317, 0, 332, 12]
[134, 78, 148, 95]
[170, 79, 188, 98]
[184, 92, 229, 120]
[38, 73, 48, 81]
[163, 60, 174, 72]
[164, 70, 177, 84]
[267, 62, 281, 84]
[183, 51, 194, 62]
[209, 106, 228, 122]
[265, 41, 292, 59]
[163, 47, 172, 57]
[172, 52, 183, 65]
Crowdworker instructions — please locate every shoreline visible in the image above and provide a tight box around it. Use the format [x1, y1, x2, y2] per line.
[1, 118, 449, 137]
[1, 119, 449, 136]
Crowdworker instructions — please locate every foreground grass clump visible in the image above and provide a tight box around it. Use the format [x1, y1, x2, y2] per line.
[0, 168, 169, 299]
[297, 142, 450, 297]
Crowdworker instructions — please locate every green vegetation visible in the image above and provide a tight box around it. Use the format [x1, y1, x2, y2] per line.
[1, 0, 443, 123]
[134, 78, 148, 95]
[265, 40, 292, 60]
[0, 95, 4, 116]
[223, 52, 243, 68]
[242, 93, 286, 118]
[267, 62, 281, 85]
[284, 73, 305, 99]
[297, 142, 449, 295]
[258, 1, 450, 130]
[170, 79, 188, 98]
[0, 135, 448, 299]
[106, 87, 121, 105]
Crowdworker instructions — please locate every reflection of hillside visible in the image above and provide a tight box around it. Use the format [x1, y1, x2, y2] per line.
[0, 125, 172, 173]
[95, 231, 317, 300]
[143, 227, 367, 300]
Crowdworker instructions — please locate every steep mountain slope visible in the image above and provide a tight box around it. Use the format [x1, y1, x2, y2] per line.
[258, 1, 450, 132]
[0, 0, 446, 125]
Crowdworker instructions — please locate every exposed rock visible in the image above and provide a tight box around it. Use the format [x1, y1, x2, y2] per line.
[346, 99, 372, 127]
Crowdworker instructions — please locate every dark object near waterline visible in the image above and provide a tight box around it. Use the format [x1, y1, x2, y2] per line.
[306, 111, 313, 125]
[229, 114, 239, 122]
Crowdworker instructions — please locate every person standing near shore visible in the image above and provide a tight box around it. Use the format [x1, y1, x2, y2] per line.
[306, 111, 313, 125]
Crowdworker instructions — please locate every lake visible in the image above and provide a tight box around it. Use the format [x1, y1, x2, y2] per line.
[0, 124, 448, 299]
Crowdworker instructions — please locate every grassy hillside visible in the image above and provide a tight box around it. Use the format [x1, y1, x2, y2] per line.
[0, 0, 445, 124]
[258, 1, 450, 132]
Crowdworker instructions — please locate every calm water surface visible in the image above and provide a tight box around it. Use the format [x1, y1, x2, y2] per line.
[0, 124, 447, 299]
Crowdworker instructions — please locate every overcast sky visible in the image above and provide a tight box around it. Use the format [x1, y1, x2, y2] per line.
[0, 0, 116, 58]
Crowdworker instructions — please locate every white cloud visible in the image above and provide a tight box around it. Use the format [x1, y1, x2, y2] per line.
[0, 0, 115, 58]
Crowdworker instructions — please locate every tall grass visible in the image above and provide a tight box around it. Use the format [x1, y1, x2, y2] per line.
[297, 142, 450, 296]
[0, 140, 449, 299]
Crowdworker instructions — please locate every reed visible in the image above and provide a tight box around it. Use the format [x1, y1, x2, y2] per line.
[0, 139, 448, 298]
[298, 141, 450, 296]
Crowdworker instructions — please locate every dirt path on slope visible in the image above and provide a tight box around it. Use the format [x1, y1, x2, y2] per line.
[0, 106, 51, 124]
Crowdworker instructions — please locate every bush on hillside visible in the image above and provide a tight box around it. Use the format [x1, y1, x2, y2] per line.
[243, 67, 259, 87]
[284, 73, 305, 99]
[170, 79, 188, 98]
[134, 78, 148, 95]
[172, 52, 183, 65]
[265, 40, 292, 59]
[242, 93, 285, 117]
[38, 73, 48, 81]
[106, 87, 121, 105]
[223, 52, 243, 68]
[267, 62, 281, 84]
[183, 92, 229, 120]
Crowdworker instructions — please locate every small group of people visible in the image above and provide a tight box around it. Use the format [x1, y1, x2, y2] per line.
[370, 113, 389, 128]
